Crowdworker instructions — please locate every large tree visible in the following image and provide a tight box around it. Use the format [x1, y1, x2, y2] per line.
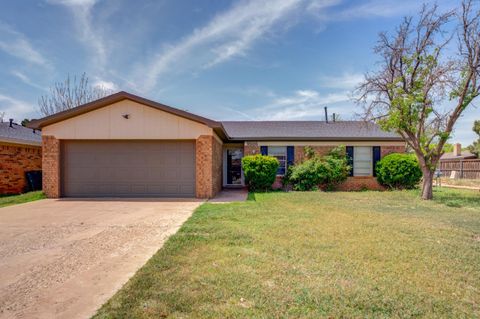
[357, 1, 480, 200]
[39, 73, 113, 116]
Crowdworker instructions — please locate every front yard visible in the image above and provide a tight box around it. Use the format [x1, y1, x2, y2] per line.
[95, 188, 480, 318]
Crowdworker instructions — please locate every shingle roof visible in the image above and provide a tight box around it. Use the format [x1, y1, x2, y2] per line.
[440, 151, 477, 160]
[220, 121, 402, 141]
[0, 122, 42, 146]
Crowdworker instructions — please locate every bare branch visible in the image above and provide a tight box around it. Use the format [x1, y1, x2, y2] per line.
[38, 73, 114, 116]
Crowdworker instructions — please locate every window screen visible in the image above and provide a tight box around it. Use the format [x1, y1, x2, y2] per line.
[354, 146, 372, 176]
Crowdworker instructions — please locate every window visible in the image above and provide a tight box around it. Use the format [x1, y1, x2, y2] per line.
[353, 146, 372, 176]
[268, 146, 287, 175]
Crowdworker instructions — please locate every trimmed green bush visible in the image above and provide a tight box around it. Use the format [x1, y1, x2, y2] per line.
[376, 153, 422, 189]
[242, 155, 279, 191]
[285, 146, 350, 191]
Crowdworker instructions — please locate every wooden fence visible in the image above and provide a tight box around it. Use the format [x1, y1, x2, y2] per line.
[438, 159, 480, 179]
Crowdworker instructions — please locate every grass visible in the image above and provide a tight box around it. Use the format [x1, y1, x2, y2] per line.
[440, 178, 480, 188]
[94, 188, 480, 318]
[0, 191, 45, 208]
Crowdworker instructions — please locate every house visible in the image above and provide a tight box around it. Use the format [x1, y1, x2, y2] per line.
[28, 91, 405, 199]
[440, 143, 477, 161]
[0, 119, 42, 194]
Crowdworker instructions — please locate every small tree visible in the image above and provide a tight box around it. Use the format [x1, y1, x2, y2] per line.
[357, 1, 480, 200]
[21, 119, 31, 127]
[39, 73, 113, 116]
[467, 120, 480, 156]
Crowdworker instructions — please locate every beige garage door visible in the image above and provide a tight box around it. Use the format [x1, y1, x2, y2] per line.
[62, 140, 195, 197]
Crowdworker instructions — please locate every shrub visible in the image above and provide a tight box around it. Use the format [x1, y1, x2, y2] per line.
[376, 153, 422, 189]
[242, 155, 279, 191]
[285, 147, 350, 191]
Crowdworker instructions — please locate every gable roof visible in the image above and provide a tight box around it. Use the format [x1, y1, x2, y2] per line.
[0, 121, 42, 146]
[221, 121, 402, 141]
[28, 91, 223, 130]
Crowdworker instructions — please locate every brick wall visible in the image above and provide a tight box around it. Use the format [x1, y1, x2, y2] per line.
[0, 142, 42, 194]
[272, 143, 405, 191]
[42, 136, 60, 198]
[196, 135, 222, 198]
[337, 177, 385, 191]
[381, 145, 406, 158]
[244, 142, 260, 156]
[294, 145, 334, 164]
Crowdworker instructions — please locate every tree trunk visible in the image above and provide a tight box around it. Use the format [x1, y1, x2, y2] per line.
[421, 169, 434, 200]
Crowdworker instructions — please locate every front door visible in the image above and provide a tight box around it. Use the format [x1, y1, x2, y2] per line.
[226, 148, 243, 185]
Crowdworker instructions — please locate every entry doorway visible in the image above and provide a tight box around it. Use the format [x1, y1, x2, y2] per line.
[224, 147, 243, 186]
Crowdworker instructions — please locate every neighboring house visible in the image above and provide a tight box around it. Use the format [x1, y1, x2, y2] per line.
[439, 143, 479, 179]
[440, 143, 477, 161]
[0, 119, 42, 194]
[28, 91, 405, 199]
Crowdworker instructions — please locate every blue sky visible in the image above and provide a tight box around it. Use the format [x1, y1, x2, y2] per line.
[0, 0, 478, 145]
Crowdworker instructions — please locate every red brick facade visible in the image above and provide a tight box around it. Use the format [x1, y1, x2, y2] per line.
[262, 144, 406, 191]
[244, 141, 260, 156]
[294, 146, 333, 164]
[0, 142, 42, 194]
[42, 136, 61, 198]
[381, 145, 406, 157]
[195, 135, 223, 198]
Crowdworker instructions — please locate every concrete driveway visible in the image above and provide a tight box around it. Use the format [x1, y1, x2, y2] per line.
[0, 198, 202, 319]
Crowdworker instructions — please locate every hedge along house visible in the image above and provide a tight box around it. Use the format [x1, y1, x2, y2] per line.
[29, 91, 405, 199]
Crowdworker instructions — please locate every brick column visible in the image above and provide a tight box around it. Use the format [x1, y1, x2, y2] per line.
[196, 135, 212, 198]
[42, 136, 60, 198]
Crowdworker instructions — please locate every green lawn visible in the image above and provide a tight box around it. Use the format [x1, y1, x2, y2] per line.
[94, 188, 480, 318]
[0, 191, 45, 208]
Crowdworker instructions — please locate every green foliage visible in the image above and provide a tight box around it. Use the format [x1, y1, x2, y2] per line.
[376, 153, 422, 189]
[241, 155, 279, 191]
[21, 118, 31, 127]
[0, 191, 45, 208]
[467, 120, 480, 156]
[304, 146, 316, 159]
[285, 146, 350, 191]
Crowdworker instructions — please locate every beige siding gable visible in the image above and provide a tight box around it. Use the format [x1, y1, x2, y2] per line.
[42, 99, 213, 139]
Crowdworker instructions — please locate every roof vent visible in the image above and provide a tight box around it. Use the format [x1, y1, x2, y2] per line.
[324, 107, 328, 123]
[9, 119, 13, 128]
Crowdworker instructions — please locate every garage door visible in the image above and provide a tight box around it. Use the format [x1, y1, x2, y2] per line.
[62, 140, 195, 197]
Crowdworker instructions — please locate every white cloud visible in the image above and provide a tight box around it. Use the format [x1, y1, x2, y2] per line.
[254, 88, 353, 120]
[0, 23, 49, 67]
[93, 79, 118, 91]
[47, 0, 107, 72]
[318, 72, 364, 90]
[316, 0, 419, 20]
[11, 70, 48, 91]
[0, 94, 37, 121]
[135, 0, 340, 92]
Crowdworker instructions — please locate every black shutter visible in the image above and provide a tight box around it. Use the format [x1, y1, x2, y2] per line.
[260, 146, 268, 155]
[346, 146, 354, 176]
[372, 146, 381, 177]
[287, 146, 294, 166]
